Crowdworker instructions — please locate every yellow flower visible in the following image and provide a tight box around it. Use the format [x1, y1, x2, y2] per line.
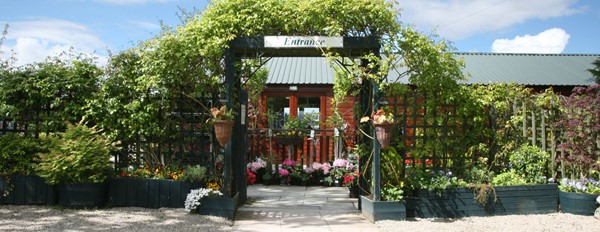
[207, 182, 221, 191]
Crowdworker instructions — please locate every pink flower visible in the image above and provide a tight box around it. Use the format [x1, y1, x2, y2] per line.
[278, 168, 289, 177]
[282, 159, 296, 166]
[304, 167, 315, 174]
[311, 162, 322, 170]
[346, 163, 355, 170]
[333, 159, 347, 168]
[321, 163, 331, 175]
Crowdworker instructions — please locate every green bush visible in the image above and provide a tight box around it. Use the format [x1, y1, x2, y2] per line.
[508, 144, 549, 184]
[182, 165, 207, 182]
[0, 133, 41, 175]
[491, 170, 528, 186]
[36, 122, 120, 184]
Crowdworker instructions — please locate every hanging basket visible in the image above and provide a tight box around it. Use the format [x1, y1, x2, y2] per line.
[375, 124, 394, 148]
[213, 120, 233, 147]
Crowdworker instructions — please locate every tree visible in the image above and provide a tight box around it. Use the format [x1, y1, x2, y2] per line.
[588, 57, 600, 84]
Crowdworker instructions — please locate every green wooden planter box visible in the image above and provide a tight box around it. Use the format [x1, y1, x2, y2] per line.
[559, 190, 599, 216]
[406, 184, 558, 218]
[0, 175, 56, 205]
[197, 192, 239, 219]
[360, 195, 406, 222]
[108, 178, 201, 208]
[58, 182, 108, 208]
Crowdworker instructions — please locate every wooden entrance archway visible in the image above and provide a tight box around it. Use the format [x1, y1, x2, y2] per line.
[223, 36, 383, 203]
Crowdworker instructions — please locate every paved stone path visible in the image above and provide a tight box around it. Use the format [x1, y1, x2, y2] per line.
[233, 185, 379, 232]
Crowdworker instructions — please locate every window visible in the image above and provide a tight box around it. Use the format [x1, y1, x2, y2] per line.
[297, 96, 320, 129]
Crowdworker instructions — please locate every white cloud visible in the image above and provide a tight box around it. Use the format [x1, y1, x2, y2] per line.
[95, 0, 173, 5]
[129, 21, 162, 31]
[491, 28, 570, 53]
[0, 18, 107, 66]
[397, 0, 582, 40]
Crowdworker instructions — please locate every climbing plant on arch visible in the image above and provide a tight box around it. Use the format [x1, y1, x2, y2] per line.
[102, 0, 466, 201]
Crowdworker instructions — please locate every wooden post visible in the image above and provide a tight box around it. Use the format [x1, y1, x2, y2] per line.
[531, 110, 536, 145]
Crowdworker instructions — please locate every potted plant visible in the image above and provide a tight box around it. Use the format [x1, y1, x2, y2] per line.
[184, 183, 238, 219]
[555, 85, 600, 215]
[275, 116, 306, 146]
[36, 121, 120, 207]
[360, 108, 395, 148]
[209, 105, 234, 147]
[558, 178, 600, 215]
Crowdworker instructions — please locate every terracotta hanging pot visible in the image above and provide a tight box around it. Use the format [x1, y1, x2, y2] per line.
[374, 124, 394, 148]
[213, 120, 233, 147]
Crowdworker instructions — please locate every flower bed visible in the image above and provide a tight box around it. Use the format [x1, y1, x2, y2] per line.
[0, 175, 56, 205]
[405, 184, 558, 218]
[108, 178, 201, 208]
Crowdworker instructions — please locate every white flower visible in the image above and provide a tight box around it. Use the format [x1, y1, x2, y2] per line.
[184, 188, 223, 213]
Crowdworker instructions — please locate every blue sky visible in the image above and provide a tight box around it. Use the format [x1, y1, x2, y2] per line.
[1, 0, 599, 66]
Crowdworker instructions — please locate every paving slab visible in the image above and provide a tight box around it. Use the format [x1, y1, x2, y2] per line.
[233, 185, 378, 232]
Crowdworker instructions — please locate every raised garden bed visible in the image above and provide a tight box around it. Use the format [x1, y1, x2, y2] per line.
[0, 175, 56, 205]
[406, 184, 558, 218]
[108, 178, 201, 208]
[360, 195, 406, 222]
[58, 182, 107, 208]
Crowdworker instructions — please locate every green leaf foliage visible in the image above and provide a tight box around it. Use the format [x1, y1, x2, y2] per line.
[0, 133, 42, 175]
[0, 51, 101, 133]
[36, 122, 120, 184]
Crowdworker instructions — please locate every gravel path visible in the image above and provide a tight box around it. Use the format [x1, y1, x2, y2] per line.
[2, 205, 600, 231]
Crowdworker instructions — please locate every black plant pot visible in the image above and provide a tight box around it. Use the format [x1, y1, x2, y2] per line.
[58, 182, 108, 208]
[559, 190, 599, 215]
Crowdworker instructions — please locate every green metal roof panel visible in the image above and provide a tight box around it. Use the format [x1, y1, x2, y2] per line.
[457, 53, 598, 86]
[264, 53, 599, 86]
[264, 57, 334, 84]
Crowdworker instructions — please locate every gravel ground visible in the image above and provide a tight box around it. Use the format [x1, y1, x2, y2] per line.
[2, 205, 600, 232]
[376, 213, 600, 232]
[0, 205, 233, 232]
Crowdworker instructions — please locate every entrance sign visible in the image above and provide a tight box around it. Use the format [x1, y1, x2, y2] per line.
[264, 36, 343, 48]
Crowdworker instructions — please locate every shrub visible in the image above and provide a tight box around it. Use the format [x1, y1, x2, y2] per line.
[0, 133, 41, 175]
[182, 165, 207, 182]
[508, 144, 550, 184]
[36, 122, 120, 184]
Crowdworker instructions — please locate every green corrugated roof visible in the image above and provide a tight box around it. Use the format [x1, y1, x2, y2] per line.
[264, 53, 599, 86]
[457, 53, 597, 86]
[264, 57, 334, 84]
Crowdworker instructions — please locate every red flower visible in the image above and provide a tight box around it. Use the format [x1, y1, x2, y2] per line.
[343, 174, 355, 186]
[246, 170, 256, 185]
[404, 159, 413, 165]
